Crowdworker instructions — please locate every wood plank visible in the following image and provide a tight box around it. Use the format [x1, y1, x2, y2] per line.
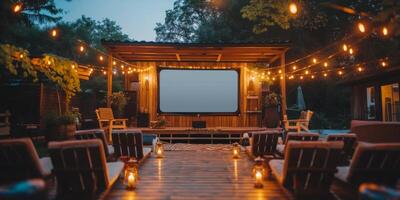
[105, 151, 292, 200]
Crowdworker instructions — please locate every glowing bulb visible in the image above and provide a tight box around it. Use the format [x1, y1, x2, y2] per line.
[289, 2, 298, 14]
[338, 71, 343, 75]
[292, 65, 297, 70]
[278, 69, 282, 74]
[113, 61, 116, 65]
[305, 70, 309, 75]
[300, 76, 304, 80]
[342, 44, 348, 52]
[381, 61, 387, 67]
[103, 71, 107, 75]
[312, 58, 317, 64]
[47, 61, 51, 65]
[280, 76, 283, 80]
[71, 64, 75, 69]
[382, 27, 388, 36]
[51, 29, 57, 37]
[358, 23, 366, 33]
[13, 3, 22, 13]
[99, 55, 104, 61]
[324, 62, 328, 67]
[357, 67, 363, 72]
[272, 77, 276, 81]
[79, 45, 85, 52]
[267, 71, 271, 75]
[121, 65, 124, 69]
[311, 75, 315, 79]
[251, 76, 256, 80]
[349, 48, 354, 55]
[323, 73, 327, 77]
[19, 54, 24, 59]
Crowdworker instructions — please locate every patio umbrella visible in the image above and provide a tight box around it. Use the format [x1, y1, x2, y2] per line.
[296, 86, 306, 110]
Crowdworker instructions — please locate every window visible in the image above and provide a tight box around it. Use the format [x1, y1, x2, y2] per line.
[366, 87, 376, 119]
[381, 83, 400, 122]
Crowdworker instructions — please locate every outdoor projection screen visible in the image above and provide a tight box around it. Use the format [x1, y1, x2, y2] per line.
[158, 69, 239, 114]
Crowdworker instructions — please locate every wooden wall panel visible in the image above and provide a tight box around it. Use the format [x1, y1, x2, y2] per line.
[134, 62, 262, 127]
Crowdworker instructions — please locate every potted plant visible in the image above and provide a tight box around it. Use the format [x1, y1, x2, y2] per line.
[263, 92, 280, 128]
[110, 92, 129, 118]
[150, 118, 167, 129]
[44, 112, 77, 142]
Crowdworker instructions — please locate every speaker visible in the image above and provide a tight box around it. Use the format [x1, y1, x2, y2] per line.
[192, 121, 206, 128]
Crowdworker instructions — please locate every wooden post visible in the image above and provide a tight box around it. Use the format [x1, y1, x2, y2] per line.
[107, 55, 113, 108]
[280, 53, 287, 118]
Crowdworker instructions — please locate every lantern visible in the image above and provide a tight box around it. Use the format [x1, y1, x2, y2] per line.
[156, 141, 164, 158]
[123, 159, 138, 190]
[252, 157, 266, 188]
[232, 142, 240, 159]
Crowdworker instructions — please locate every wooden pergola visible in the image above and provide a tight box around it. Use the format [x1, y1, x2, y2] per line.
[102, 41, 290, 119]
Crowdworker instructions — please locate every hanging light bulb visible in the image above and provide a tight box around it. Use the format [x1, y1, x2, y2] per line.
[50, 29, 58, 38]
[71, 64, 75, 69]
[121, 65, 125, 69]
[99, 55, 104, 61]
[278, 69, 282, 74]
[47, 60, 51, 65]
[312, 58, 317, 64]
[300, 76, 304, 80]
[323, 73, 328, 77]
[103, 71, 107, 75]
[357, 67, 364, 72]
[292, 65, 297, 70]
[267, 71, 271, 75]
[113, 61, 116, 65]
[349, 48, 354, 55]
[305, 70, 309, 75]
[382, 27, 388, 36]
[113, 70, 117, 75]
[342, 44, 348, 52]
[19, 53, 24, 59]
[324, 62, 328, 67]
[280, 76, 283, 80]
[381, 61, 388, 67]
[338, 70, 343, 76]
[79, 45, 85, 52]
[289, 2, 298, 14]
[13, 2, 23, 13]
[311, 75, 315, 79]
[358, 22, 366, 33]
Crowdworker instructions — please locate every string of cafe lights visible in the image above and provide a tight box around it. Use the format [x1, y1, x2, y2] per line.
[10, 1, 395, 81]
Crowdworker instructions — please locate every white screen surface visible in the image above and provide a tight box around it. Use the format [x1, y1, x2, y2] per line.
[159, 69, 239, 113]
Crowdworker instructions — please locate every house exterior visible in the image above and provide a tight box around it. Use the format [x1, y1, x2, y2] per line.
[344, 65, 400, 122]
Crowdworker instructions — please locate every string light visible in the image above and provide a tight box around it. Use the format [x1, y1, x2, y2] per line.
[289, 75, 294, 79]
[312, 58, 317, 64]
[113, 61, 116, 65]
[358, 22, 366, 33]
[278, 69, 282, 74]
[357, 66, 364, 72]
[113, 70, 117, 75]
[99, 55, 104, 61]
[311, 75, 315, 79]
[382, 27, 388, 36]
[50, 29, 58, 38]
[267, 71, 271, 75]
[323, 73, 328, 77]
[103, 71, 107, 75]
[349, 48, 354, 55]
[47, 60, 51, 65]
[289, 2, 298, 14]
[280, 76, 283, 80]
[305, 70, 309, 75]
[79, 45, 85, 52]
[300, 76, 304, 80]
[323, 62, 328, 67]
[292, 65, 297, 70]
[381, 61, 387, 67]
[71, 64, 75, 69]
[19, 54, 24, 59]
[338, 71, 343, 76]
[13, 2, 23, 13]
[342, 44, 348, 52]
[121, 65, 125, 69]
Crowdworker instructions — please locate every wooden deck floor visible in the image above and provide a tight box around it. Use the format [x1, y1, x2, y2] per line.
[105, 151, 291, 200]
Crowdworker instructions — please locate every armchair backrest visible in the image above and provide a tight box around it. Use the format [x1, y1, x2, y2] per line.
[96, 108, 115, 121]
[112, 130, 144, 160]
[48, 139, 110, 195]
[347, 142, 400, 186]
[0, 138, 46, 185]
[282, 141, 343, 195]
[251, 130, 281, 157]
[327, 133, 357, 162]
[75, 129, 110, 157]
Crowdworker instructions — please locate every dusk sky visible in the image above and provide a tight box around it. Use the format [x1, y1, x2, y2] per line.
[56, 0, 175, 41]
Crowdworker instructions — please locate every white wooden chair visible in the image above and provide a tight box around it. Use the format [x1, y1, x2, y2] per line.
[283, 110, 313, 132]
[0, 111, 11, 136]
[95, 108, 127, 141]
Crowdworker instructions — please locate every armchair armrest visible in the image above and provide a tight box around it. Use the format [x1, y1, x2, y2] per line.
[112, 118, 128, 122]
